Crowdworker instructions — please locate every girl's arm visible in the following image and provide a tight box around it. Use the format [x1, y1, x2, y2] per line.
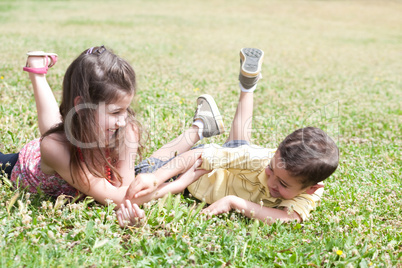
[125, 148, 205, 199]
[115, 123, 140, 186]
[41, 133, 205, 208]
[117, 162, 210, 227]
[41, 135, 128, 206]
[203, 195, 302, 224]
[40, 134, 143, 207]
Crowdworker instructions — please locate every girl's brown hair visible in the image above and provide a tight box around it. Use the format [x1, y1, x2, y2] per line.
[43, 46, 144, 187]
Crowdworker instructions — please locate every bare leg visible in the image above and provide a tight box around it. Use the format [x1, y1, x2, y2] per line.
[149, 125, 200, 159]
[26, 56, 61, 135]
[149, 94, 224, 161]
[226, 91, 254, 143]
[226, 48, 264, 143]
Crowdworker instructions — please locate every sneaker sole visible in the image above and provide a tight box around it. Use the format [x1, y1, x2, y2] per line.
[198, 94, 225, 135]
[240, 48, 264, 77]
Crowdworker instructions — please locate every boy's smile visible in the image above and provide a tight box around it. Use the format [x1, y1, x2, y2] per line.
[265, 152, 307, 200]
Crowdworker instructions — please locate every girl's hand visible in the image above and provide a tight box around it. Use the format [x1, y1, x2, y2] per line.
[116, 200, 145, 228]
[202, 196, 236, 216]
[125, 173, 159, 200]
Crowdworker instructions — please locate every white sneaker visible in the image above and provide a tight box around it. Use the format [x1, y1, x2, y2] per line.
[239, 48, 264, 89]
[193, 94, 225, 138]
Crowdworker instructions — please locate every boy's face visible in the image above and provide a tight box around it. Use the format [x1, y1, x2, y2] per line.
[265, 152, 317, 200]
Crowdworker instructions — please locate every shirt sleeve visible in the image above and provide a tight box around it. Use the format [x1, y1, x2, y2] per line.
[200, 144, 273, 172]
[277, 186, 324, 221]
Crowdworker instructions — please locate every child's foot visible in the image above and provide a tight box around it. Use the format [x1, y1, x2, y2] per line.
[193, 94, 225, 138]
[239, 48, 264, 89]
[23, 51, 58, 74]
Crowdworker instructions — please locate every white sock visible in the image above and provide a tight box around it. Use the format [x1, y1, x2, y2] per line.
[239, 82, 257, 92]
[193, 119, 204, 140]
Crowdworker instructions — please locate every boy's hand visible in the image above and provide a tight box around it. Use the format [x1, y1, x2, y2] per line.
[202, 196, 236, 215]
[125, 173, 158, 200]
[116, 200, 145, 228]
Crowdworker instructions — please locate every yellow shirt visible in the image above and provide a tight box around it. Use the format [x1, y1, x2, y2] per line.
[187, 144, 324, 221]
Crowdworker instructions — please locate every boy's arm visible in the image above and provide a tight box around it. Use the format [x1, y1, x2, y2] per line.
[125, 148, 204, 199]
[203, 195, 302, 224]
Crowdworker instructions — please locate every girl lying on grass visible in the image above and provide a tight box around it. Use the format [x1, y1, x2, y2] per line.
[0, 46, 224, 216]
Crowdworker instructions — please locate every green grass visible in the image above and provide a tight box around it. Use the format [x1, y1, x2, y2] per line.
[1, 0, 401, 267]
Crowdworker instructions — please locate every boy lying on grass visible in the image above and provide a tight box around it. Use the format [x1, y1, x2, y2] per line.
[117, 48, 339, 227]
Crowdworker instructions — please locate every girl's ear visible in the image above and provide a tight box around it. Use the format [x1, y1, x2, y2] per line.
[305, 183, 324, 195]
[74, 96, 83, 113]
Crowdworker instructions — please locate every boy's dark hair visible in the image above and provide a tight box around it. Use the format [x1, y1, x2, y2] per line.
[278, 127, 339, 187]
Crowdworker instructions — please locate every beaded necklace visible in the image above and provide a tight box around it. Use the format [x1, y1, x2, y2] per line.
[76, 147, 113, 183]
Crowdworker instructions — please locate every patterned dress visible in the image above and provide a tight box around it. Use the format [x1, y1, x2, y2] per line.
[11, 138, 77, 197]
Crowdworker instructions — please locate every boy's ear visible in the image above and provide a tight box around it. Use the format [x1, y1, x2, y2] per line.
[305, 183, 324, 195]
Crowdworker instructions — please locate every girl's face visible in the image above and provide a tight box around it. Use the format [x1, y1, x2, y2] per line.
[96, 93, 133, 144]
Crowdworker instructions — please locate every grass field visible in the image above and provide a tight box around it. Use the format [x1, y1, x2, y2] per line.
[1, 0, 401, 267]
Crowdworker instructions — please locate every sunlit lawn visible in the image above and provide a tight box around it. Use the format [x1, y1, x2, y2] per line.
[0, 0, 401, 267]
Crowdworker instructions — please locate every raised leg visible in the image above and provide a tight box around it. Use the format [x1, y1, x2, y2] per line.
[226, 91, 254, 143]
[150, 94, 225, 160]
[226, 48, 264, 143]
[150, 126, 200, 159]
[25, 54, 61, 135]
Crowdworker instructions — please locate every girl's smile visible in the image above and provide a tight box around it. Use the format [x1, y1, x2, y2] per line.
[96, 94, 133, 142]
